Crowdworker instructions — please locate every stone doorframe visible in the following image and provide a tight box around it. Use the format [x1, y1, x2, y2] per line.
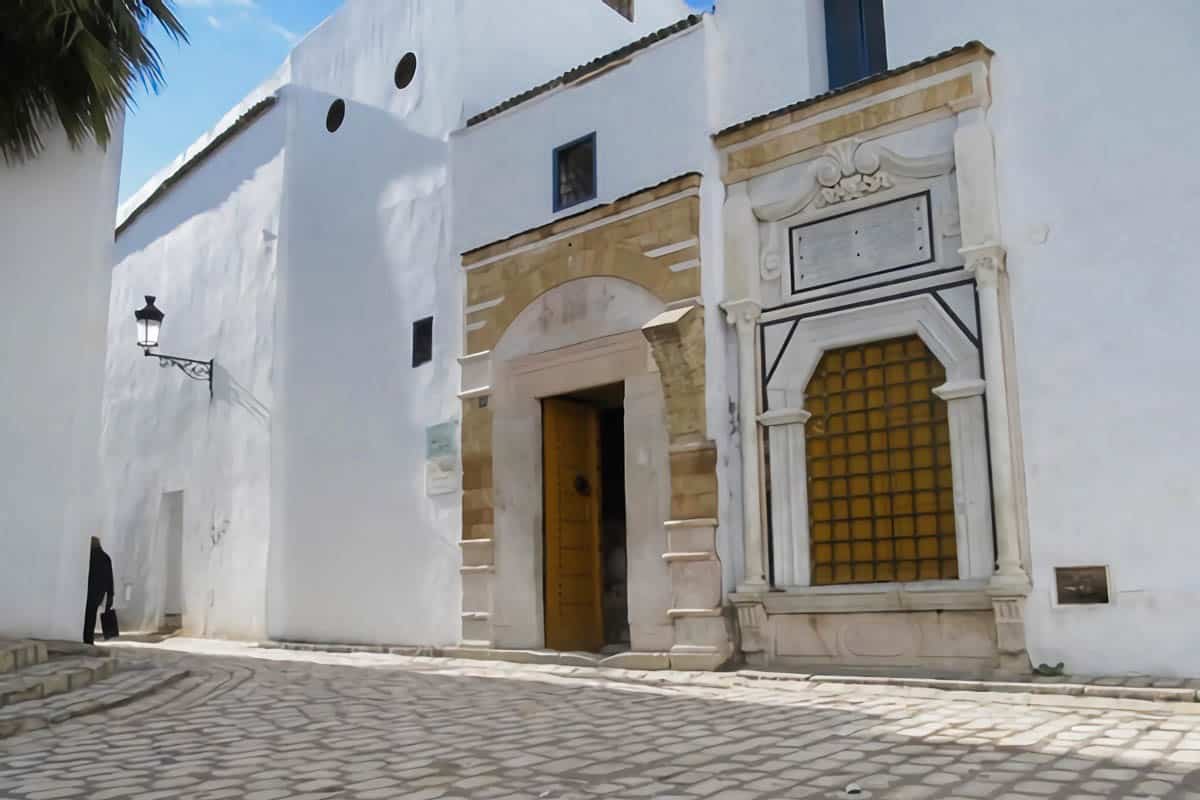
[456, 173, 733, 670]
[487, 279, 675, 654]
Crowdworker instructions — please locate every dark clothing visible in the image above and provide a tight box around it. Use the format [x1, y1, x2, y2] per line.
[84, 547, 114, 644]
[83, 597, 103, 645]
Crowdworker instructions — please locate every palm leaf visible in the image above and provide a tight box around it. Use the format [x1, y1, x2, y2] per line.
[0, 0, 188, 164]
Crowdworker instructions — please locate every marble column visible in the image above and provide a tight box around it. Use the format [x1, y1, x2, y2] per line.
[955, 104, 1032, 672]
[722, 298, 767, 592]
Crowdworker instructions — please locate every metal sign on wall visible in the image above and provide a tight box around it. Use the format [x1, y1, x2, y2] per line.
[425, 420, 459, 496]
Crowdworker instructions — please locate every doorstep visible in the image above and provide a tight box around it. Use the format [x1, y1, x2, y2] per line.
[261, 640, 671, 670]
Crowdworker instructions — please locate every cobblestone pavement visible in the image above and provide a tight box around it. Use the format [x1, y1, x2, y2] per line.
[3, 641, 1200, 799]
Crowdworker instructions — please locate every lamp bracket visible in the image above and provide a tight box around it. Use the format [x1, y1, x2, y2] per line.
[144, 350, 214, 399]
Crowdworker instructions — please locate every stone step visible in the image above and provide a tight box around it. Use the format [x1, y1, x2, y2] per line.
[0, 656, 114, 707]
[0, 641, 47, 675]
[0, 664, 189, 739]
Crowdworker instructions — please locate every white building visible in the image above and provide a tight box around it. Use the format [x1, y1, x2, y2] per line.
[1, 122, 123, 641]
[104, 0, 691, 645]
[106, 0, 1200, 677]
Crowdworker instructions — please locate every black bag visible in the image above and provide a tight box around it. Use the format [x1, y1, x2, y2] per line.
[100, 608, 119, 640]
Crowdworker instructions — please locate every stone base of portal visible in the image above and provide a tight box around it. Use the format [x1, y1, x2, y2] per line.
[730, 584, 1023, 677]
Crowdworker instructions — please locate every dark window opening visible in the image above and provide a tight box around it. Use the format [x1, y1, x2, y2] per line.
[553, 133, 597, 212]
[601, 0, 634, 21]
[395, 52, 417, 89]
[412, 316, 433, 367]
[325, 99, 346, 132]
[824, 0, 887, 90]
[599, 406, 628, 648]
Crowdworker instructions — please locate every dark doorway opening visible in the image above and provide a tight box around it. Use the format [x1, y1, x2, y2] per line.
[553, 382, 629, 651]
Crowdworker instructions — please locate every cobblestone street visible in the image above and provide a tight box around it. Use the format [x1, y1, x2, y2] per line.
[3, 641, 1200, 800]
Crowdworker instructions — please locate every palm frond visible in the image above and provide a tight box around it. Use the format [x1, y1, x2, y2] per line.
[0, 0, 188, 164]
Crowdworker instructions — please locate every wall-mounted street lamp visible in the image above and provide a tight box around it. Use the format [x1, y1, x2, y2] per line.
[134, 296, 214, 399]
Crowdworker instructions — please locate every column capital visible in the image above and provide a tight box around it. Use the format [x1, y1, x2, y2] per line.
[758, 408, 811, 427]
[960, 243, 1006, 287]
[721, 298, 762, 328]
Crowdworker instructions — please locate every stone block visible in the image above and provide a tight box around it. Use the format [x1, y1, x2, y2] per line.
[599, 651, 671, 670]
[669, 559, 722, 610]
[674, 614, 732, 649]
[666, 521, 716, 554]
[460, 618, 492, 645]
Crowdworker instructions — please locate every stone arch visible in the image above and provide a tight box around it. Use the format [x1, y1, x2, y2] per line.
[493, 276, 665, 364]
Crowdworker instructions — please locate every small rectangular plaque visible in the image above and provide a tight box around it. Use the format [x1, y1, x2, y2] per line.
[790, 191, 934, 293]
[425, 420, 459, 496]
[1054, 566, 1110, 605]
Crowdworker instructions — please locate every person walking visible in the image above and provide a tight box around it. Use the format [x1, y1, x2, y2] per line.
[84, 537, 114, 645]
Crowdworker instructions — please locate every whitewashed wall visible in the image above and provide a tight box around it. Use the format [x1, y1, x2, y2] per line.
[710, 0, 828, 131]
[104, 0, 694, 647]
[884, 0, 1200, 676]
[106, 95, 285, 640]
[268, 0, 696, 646]
[0, 123, 122, 640]
[458, 0, 692, 122]
[451, 22, 744, 595]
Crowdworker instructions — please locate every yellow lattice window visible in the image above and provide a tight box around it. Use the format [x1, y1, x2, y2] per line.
[805, 335, 957, 585]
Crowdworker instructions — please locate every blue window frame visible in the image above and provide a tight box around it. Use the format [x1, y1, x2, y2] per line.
[552, 133, 597, 212]
[824, 0, 887, 90]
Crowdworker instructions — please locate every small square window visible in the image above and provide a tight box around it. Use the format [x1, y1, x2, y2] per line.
[553, 133, 597, 212]
[412, 316, 433, 367]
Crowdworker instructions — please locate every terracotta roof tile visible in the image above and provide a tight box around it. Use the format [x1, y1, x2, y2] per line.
[715, 41, 992, 141]
[466, 15, 704, 128]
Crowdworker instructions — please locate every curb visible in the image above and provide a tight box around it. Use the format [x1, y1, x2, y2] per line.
[257, 640, 1200, 706]
[738, 671, 1200, 704]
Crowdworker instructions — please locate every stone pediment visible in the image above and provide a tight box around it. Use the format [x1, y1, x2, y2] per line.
[752, 138, 955, 223]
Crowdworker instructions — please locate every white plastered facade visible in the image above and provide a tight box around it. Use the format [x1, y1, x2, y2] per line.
[104, 0, 694, 646]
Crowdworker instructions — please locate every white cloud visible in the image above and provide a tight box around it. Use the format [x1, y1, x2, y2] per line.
[264, 20, 300, 44]
[185, 0, 299, 46]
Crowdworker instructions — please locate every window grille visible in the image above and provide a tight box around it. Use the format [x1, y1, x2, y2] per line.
[805, 335, 957, 585]
[553, 134, 597, 212]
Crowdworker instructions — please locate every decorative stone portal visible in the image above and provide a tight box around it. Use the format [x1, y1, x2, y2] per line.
[719, 42, 1033, 676]
[457, 174, 732, 670]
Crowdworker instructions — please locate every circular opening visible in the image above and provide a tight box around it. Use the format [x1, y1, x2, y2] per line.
[394, 52, 417, 89]
[325, 99, 346, 132]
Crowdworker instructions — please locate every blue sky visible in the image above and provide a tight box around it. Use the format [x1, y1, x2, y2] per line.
[119, 0, 341, 202]
[120, 0, 713, 203]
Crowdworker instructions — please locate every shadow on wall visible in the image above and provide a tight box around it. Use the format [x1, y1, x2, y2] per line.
[116, 101, 287, 258]
[214, 363, 270, 427]
[270, 86, 461, 645]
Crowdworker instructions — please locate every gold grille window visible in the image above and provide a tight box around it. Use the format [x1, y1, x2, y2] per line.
[805, 335, 957, 585]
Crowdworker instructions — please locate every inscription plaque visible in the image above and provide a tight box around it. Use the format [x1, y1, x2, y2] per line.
[790, 192, 934, 293]
[425, 420, 459, 496]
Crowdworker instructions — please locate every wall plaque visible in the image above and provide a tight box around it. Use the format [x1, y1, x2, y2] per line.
[790, 191, 934, 293]
[1054, 565, 1110, 605]
[425, 420, 459, 496]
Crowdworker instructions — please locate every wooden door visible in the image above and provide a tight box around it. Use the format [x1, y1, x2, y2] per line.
[543, 397, 604, 652]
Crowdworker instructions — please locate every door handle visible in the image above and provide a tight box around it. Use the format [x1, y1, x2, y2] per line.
[574, 475, 591, 496]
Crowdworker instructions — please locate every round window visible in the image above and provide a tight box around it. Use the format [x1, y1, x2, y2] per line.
[325, 99, 346, 133]
[394, 52, 417, 90]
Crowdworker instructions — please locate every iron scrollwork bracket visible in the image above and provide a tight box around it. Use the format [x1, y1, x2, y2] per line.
[145, 350, 214, 399]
